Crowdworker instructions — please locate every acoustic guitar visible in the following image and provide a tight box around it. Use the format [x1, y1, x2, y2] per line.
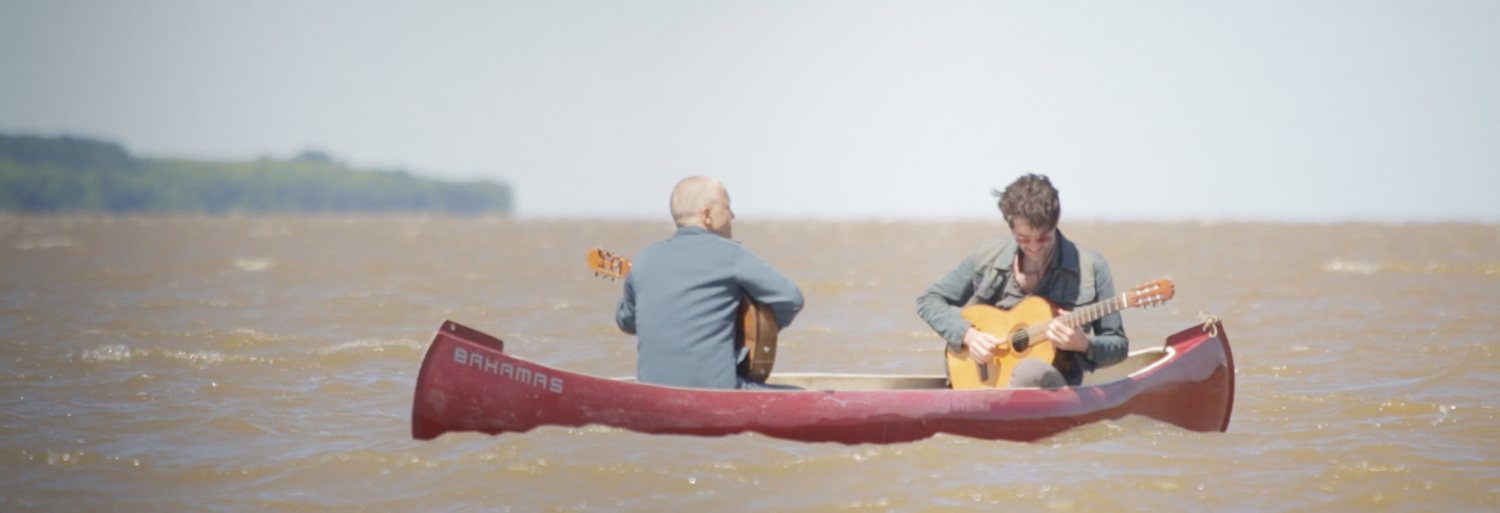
[945, 279, 1175, 389]
[586, 247, 780, 383]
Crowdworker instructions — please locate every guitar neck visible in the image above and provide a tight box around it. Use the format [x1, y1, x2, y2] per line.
[1012, 279, 1172, 344]
[1029, 293, 1127, 336]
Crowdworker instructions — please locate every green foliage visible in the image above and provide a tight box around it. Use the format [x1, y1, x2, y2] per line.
[0, 134, 511, 214]
[0, 134, 140, 174]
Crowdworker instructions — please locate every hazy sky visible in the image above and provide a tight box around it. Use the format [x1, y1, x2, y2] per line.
[3, 1, 1497, 221]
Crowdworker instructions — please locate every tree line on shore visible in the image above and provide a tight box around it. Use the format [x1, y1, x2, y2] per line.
[0, 134, 512, 215]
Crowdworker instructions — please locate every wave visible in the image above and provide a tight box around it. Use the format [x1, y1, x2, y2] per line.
[221, 327, 286, 346]
[80, 344, 135, 362]
[231, 258, 274, 272]
[1322, 259, 1379, 275]
[78, 337, 421, 372]
[1322, 258, 1500, 276]
[315, 338, 425, 355]
[11, 235, 77, 250]
[78, 344, 279, 366]
[158, 349, 278, 366]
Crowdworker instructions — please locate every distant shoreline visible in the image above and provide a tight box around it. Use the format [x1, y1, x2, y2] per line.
[0, 134, 512, 215]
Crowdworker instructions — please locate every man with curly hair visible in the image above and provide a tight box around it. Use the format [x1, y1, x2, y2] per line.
[917, 174, 1129, 388]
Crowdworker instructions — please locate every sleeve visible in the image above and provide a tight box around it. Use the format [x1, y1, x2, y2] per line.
[733, 248, 804, 328]
[916, 254, 979, 353]
[1084, 257, 1129, 367]
[615, 273, 637, 335]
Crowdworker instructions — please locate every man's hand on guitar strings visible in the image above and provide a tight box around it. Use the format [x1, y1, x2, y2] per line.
[964, 327, 1004, 363]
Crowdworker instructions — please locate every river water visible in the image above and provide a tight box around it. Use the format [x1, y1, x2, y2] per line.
[1, 215, 1496, 512]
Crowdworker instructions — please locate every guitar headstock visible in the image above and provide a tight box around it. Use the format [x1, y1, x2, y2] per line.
[1126, 279, 1175, 308]
[586, 247, 632, 280]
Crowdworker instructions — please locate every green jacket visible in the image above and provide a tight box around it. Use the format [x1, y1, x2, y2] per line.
[915, 230, 1129, 385]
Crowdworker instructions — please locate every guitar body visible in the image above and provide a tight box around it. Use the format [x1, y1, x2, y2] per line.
[945, 296, 1060, 389]
[737, 299, 779, 382]
[589, 247, 779, 383]
[943, 278, 1175, 390]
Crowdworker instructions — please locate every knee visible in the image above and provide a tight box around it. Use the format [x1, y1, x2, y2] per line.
[1010, 359, 1066, 389]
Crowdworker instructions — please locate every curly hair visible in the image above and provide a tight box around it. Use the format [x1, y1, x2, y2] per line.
[994, 174, 1060, 230]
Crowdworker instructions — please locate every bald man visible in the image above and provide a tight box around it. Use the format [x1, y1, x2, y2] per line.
[615, 176, 804, 389]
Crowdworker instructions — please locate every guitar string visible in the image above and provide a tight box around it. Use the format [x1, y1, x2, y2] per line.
[1007, 293, 1127, 349]
[1003, 283, 1170, 350]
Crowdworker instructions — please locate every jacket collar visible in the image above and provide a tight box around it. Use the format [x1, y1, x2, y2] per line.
[674, 225, 712, 237]
[987, 229, 1080, 278]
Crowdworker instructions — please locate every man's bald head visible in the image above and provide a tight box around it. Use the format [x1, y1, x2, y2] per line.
[670, 176, 724, 225]
[669, 176, 733, 238]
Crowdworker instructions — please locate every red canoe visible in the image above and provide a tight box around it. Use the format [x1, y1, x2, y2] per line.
[412, 320, 1235, 444]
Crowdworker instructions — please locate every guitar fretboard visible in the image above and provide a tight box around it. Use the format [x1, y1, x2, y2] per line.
[1012, 293, 1127, 345]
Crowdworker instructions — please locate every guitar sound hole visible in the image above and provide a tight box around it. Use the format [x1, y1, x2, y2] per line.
[1013, 332, 1030, 352]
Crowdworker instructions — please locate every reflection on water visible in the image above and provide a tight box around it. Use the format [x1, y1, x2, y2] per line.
[1, 216, 1496, 512]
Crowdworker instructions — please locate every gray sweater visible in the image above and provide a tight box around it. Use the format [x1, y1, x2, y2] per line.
[616, 227, 804, 389]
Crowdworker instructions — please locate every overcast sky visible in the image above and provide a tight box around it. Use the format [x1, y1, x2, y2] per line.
[3, 1, 1497, 222]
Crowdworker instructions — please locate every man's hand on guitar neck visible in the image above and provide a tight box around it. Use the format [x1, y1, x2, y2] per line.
[1045, 309, 1091, 353]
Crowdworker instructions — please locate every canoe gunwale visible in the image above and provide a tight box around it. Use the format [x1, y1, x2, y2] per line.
[597, 344, 1181, 392]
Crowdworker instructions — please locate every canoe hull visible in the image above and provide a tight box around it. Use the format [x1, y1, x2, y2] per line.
[412, 321, 1234, 444]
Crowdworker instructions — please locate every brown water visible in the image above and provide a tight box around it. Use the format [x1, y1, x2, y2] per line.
[2, 215, 1496, 512]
